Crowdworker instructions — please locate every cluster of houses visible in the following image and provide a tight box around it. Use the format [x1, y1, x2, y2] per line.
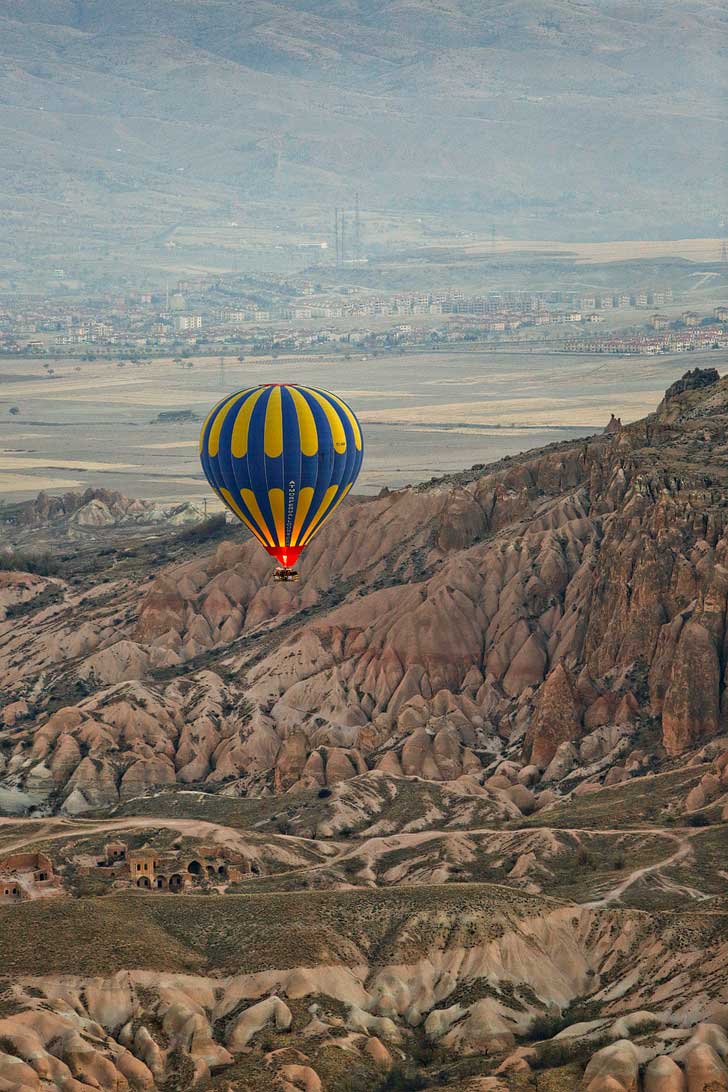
[93, 840, 257, 893]
[0, 277, 681, 356]
[563, 314, 728, 356]
[0, 840, 265, 902]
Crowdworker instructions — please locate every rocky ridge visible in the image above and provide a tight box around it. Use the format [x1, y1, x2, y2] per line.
[3, 370, 728, 816]
[0, 888, 727, 1091]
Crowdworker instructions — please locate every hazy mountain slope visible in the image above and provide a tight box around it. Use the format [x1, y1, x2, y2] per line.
[1, 0, 727, 272]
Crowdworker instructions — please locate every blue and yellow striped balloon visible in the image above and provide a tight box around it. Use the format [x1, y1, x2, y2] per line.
[199, 383, 363, 569]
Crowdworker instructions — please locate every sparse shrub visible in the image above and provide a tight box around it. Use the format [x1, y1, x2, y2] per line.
[379, 1066, 429, 1091]
[318, 787, 332, 798]
[525, 1012, 572, 1041]
[576, 847, 596, 870]
[531, 1032, 612, 1070]
[0, 550, 62, 576]
[612, 853, 625, 870]
[687, 812, 711, 827]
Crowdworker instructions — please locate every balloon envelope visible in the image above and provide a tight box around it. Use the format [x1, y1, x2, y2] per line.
[199, 383, 363, 567]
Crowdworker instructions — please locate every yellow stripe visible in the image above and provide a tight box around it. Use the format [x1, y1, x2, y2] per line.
[241, 488, 275, 547]
[231, 386, 266, 458]
[289, 386, 318, 456]
[219, 488, 267, 546]
[301, 481, 353, 544]
[199, 394, 230, 455]
[290, 486, 314, 546]
[264, 385, 283, 458]
[300, 387, 346, 454]
[316, 388, 362, 451]
[268, 488, 285, 544]
[207, 390, 251, 458]
[299, 484, 338, 546]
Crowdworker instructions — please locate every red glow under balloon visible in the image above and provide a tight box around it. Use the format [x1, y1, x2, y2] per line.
[266, 545, 304, 568]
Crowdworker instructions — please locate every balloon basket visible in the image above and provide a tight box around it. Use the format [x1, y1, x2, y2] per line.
[273, 567, 300, 583]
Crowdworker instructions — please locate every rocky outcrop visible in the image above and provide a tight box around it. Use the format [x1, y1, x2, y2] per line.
[6, 486, 204, 532]
[525, 663, 582, 768]
[5, 371, 728, 807]
[662, 366, 719, 405]
[0, 898, 726, 1091]
[662, 623, 721, 755]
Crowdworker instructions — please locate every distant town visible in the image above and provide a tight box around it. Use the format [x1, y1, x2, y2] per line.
[1, 273, 727, 362]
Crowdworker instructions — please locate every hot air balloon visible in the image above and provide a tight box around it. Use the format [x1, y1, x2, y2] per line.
[199, 383, 363, 581]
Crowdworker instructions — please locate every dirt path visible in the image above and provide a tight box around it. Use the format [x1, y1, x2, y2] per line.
[0, 816, 334, 863]
[0, 816, 717, 905]
[582, 831, 709, 908]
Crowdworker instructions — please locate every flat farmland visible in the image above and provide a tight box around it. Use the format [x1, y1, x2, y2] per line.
[1, 347, 726, 504]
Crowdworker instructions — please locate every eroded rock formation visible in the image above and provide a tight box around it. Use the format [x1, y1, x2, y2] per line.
[3, 370, 728, 807]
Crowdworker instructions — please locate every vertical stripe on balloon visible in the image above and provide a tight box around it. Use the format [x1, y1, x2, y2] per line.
[241, 487, 275, 546]
[219, 487, 267, 545]
[231, 387, 266, 458]
[208, 390, 250, 457]
[264, 385, 283, 458]
[289, 386, 318, 456]
[313, 387, 363, 450]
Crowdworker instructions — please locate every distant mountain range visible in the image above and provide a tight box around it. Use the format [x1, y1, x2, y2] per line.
[1, 0, 727, 275]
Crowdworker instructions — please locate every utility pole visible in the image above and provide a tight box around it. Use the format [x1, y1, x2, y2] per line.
[334, 208, 339, 265]
[354, 192, 361, 262]
[341, 212, 346, 265]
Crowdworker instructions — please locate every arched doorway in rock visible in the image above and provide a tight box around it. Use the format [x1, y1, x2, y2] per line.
[156, 876, 167, 890]
[218, 865, 228, 879]
[206, 865, 216, 877]
[137, 876, 150, 889]
[187, 860, 202, 876]
[169, 874, 183, 892]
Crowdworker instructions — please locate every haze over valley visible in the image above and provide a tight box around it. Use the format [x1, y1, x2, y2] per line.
[1, 0, 728, 282]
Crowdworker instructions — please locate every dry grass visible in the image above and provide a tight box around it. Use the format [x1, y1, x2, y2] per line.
[527, 766, 707, 830]
[0, 883, 558, 977]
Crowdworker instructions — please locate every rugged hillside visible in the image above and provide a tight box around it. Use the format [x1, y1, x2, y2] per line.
[1, 880, 727, 1091]
[3, 368, 728, 821]
[1, 0, 727, 272]
[2, 376, 728, 1088]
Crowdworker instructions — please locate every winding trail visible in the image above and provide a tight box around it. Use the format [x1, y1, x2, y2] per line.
[0, 816, 717, 906]
[582, 831, 710, 908]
